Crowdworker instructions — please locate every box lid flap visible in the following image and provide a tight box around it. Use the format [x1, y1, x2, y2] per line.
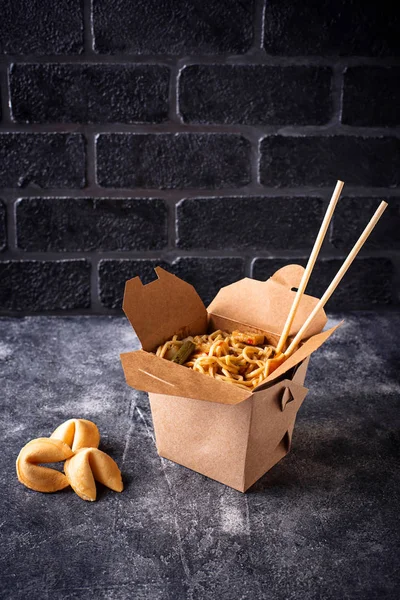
[120, 349, 252, 405]
[123, 267, 208, 351]
[207, 264, 327, 341]
[253, 321, 343, 391]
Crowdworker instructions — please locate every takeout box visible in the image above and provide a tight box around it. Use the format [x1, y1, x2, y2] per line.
[120, 265, 340, 492]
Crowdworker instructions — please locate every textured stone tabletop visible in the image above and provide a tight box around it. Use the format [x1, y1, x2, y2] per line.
[1, 314, 399, 600]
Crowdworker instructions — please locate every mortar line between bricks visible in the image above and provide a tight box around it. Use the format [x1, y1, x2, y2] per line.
[250, 136, 260, 186]
[1, 54, 400, 67]
[85, 131, 97, 188]
[0, 64, 12, 124]
[249, 256, 257, 278]
[166, 197, 180, 251]
[1, 249, 398, 261]
[168, 62, 181, 123]
[251, 0, 266, 51]
[1, 187, 399, 200]
[331, 65, 345, 125]
[244, 257, 254, 278]
[319, 195, 337, 256]
[1, 123, 399, 137]
[83, 0, 94, 54]
[90, 254, 102, 311]
[5, 197, 17, 251]
[318, 190, 334, 252]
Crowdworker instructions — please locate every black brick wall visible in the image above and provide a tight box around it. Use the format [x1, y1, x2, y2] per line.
[0, 0, 399, 314]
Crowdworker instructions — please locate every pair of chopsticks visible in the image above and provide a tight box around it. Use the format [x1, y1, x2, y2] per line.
[276, 180, 387, 358]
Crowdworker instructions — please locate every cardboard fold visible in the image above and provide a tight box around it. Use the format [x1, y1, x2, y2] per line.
[121, 265, 341, 492]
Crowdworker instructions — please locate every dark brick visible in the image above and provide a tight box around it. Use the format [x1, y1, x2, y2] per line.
[0, 0, 83, 55]
[252, 258, 393, 309]
[16, 198, 168, 252]
[263, 0, 400, 56]
[331, 197, 400, 251]
[96, 134, 251, 189]
[0, 260, 90, 311]
[179, 65, 332, 125]
[260, 136, 400, 188]
[0, 134, 85, 188]
[99, 257, 245, 309]
[10, 64, 170, 124]
[342, 67, 400, 127]
[93, 0, 254, 55]
[177, 197, 324, 250]
[0, 201, 6, 251]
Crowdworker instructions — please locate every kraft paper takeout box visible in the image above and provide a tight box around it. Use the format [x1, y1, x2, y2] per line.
[120, 265, 340, 492]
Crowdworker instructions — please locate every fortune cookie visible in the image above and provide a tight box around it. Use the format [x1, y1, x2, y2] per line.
[64, 448, 123, 502]
[50, 418, 100, 452]
[16, 438, 73, 493]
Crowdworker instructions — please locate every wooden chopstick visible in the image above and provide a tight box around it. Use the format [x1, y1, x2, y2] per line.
[284, 200, 388, 358]
[276, 180, 344, 353]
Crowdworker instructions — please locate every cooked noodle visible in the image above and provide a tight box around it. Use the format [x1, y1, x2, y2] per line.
[155, 330, 277, 390]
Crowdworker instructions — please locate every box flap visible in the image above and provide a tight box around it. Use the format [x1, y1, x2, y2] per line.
[253, 321, 343, 390]
[122, 267, 208, 351]
[120, 350, 252, 405]
[207, 264, 327, 341]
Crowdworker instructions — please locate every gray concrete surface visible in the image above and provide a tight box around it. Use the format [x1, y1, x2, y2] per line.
[0, 314, 399, 599]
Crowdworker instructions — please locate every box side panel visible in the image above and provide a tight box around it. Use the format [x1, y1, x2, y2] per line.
[243, 377, 309, 491]
[148, 393, 253, 492]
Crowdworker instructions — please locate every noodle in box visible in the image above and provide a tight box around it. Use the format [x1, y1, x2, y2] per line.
[120, 181, 387, 492]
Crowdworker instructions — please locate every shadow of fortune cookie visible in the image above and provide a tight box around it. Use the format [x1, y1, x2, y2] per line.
[50, 418, 100, 452]
[64, 448, 123, 502]
[16, 438, 74, 493]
